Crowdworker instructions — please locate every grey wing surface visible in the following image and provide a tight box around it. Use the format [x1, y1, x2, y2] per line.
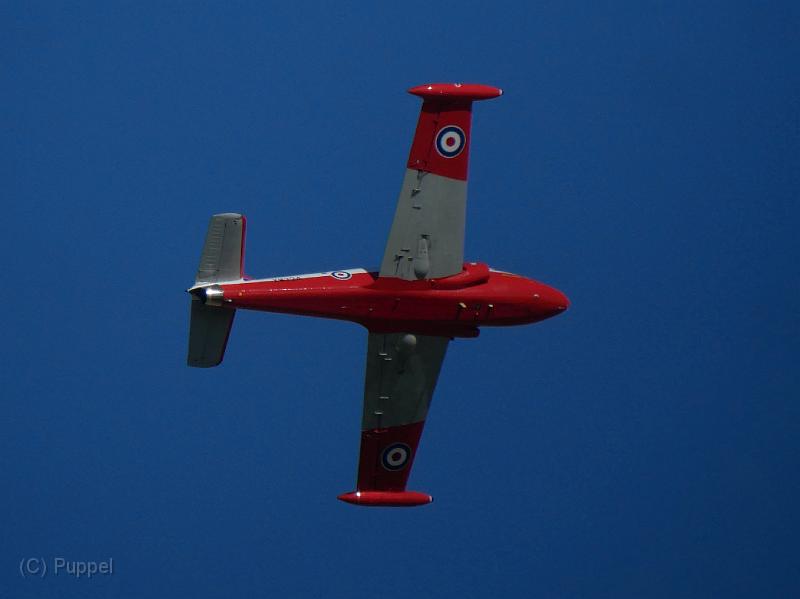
[351, 332, 450, 495]
[378, 170, 466, 281]
[362, 332, 450, 431]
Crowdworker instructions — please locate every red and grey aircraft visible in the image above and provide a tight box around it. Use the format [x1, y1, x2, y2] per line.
[187, 83, 569, 507]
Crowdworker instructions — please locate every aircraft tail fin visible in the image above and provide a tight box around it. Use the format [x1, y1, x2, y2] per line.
[187, 213, 246, 368]
[194, 213, 246, 284]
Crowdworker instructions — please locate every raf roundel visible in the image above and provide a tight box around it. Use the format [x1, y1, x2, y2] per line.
[381, 443, 411, 471]
[435, 125, 466, 158]
[330, 271, 352, 280]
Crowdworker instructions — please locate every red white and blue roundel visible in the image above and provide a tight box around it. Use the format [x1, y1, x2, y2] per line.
[435, 125, 466, 158]
[381, 443, 411, 471]
[330, 271, 352, 280]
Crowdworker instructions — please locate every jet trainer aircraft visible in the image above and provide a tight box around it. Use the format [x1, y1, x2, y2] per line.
[187, 83, 569, 507]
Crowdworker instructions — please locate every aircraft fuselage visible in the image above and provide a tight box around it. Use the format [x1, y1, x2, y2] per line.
[194, 262, 568, 338]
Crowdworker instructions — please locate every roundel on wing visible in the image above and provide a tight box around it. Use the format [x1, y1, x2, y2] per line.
[435, 125, 466, 158]
[381, 443, 411, 471]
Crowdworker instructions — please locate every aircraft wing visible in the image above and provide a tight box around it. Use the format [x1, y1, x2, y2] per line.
[378, 83, 502, 281]
[340, 84, 502, 506]
[338, 332, 449, 506]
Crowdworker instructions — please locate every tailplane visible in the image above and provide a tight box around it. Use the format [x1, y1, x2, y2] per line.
[187, 213, 246, 367]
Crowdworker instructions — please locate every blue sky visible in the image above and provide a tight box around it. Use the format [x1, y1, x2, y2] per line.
[3, 2, 798, 597]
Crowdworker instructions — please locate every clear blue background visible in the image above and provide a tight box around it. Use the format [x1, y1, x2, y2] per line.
[3, 2, 798, 597]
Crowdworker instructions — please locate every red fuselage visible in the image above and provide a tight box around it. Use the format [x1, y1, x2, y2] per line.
[211, 262, 568, 338]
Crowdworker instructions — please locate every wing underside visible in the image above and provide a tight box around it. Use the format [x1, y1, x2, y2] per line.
[338, 332, 449, 507]
[378, 169, 467, 280]
[378, 83, 501, 282]
[341, 84, 501, 507]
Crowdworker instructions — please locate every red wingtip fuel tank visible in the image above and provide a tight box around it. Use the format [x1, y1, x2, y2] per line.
[337, 491, 433, 507]
[408, 83, 503, 101]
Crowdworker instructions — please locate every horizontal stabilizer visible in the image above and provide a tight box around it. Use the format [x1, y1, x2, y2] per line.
[187, 213, 246, 368]
[195, 213, 246, 284]
[187, 301, 235, 367]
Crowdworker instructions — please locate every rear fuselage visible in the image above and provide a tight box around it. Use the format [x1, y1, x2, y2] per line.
[202, 262, 568, 338]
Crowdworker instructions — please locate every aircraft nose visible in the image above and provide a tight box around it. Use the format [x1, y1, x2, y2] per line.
[534, 284, 570, 317]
